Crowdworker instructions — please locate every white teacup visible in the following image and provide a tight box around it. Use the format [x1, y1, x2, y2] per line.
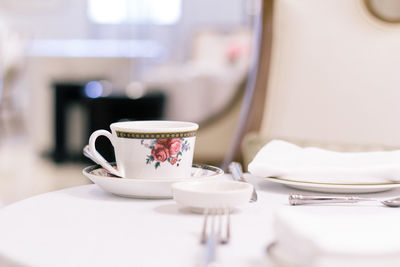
[88, 120, 199, 179]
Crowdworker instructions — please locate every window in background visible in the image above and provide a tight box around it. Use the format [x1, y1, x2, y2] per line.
[88, 0, 182, 25]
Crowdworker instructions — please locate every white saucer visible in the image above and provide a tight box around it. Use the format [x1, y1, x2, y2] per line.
[263, 177, 400, 193]
[172, 180, 253, 209]
[82, 164, 224, 199]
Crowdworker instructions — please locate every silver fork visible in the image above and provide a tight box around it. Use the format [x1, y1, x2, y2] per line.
[200, 207, 231, 266]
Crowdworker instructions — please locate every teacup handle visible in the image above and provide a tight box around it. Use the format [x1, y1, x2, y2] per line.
[88, 130, 123, 177]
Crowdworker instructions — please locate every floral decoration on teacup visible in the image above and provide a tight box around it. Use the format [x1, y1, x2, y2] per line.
[141, 138, 191, 169]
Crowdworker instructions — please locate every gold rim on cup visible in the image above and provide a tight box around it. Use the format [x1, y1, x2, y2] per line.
[115, 130, 197, 139]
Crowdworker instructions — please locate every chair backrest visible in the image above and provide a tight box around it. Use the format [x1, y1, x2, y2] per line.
[222, 0, 400, 169]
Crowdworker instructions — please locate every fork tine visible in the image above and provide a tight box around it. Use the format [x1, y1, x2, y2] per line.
[217, 207, 222, 243]
[201, 207, 231, 245]
[201, 208, 209, 244]
[219, 206, 230, 244]
[224, 206, 231, 243]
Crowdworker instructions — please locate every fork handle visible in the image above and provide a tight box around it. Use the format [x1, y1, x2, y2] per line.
[204, 235, 217, 266]
[229, 162, 245, 182]
[289, 194, 365, 205]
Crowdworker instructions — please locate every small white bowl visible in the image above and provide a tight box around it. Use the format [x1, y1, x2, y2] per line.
[172, 180, 253, 209]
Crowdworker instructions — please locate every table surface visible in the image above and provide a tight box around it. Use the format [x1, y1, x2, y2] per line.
[0, 174, 399, 267]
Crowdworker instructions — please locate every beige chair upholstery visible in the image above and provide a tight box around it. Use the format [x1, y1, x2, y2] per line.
[223, 0, 400, 169]
[262, 0, 400, 145]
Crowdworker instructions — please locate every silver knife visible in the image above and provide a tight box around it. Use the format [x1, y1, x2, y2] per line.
[229, 162, 258, 202]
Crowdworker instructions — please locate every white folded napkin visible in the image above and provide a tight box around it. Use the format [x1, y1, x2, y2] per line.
[273, 209, 400, 267]
[248, 140, 400, 184]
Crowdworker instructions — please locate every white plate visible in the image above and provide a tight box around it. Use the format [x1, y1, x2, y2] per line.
[82, 164, 224, 199]
[263, 177, 400, 193]
[172, 180, 253, 209]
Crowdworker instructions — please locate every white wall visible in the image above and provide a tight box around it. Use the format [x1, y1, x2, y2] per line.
[0, 0, 89, 39]
[0, 0, 246, 61]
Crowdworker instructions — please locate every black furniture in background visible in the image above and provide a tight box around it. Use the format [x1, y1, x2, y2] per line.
[51, 82, 165, 163]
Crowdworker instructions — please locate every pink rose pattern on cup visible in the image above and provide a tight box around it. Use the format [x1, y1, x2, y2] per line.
[141, 138, 191, 169]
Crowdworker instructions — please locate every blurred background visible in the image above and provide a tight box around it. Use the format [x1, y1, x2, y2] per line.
[0, 0, 256, 205]
[1, 0, 400, 206]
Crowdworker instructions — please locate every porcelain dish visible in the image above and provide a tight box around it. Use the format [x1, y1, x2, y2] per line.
[172, 180, 253, 209]
[263, 177, 400, 193]
[82, 163, 224, 199]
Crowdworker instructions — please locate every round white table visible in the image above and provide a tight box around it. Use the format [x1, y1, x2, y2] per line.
[0, 174, 399, 267]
